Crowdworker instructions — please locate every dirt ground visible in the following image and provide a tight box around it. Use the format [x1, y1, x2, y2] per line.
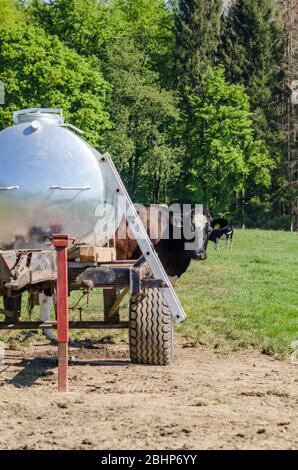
[0, 339, 297, 450]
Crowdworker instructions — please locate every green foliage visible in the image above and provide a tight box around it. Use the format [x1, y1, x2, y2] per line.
[0, 0, 293, 227]
[220, 0, 284, 114]
[29, 0, 175, 77]
[172, 0, 224, 202]
[174, 0, 222, 91]
[0, 24, 111, 147]
[187, 66, 274, 212]
[102, 37, 181, 203]
[112, 0, 175, 75]
[28, 0, 177, 198]
[220, 0, 289, 226]
[0, 0, 25, 30]
[29, 0, 120, 56]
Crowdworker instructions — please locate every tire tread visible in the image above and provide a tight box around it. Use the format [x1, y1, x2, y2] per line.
[129, 288, 173, 365]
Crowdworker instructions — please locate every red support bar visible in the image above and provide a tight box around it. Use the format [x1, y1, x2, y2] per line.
[52, 234, 73, 392]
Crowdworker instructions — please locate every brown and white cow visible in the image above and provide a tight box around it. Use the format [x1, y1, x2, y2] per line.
[40, 205, 212, 340]
[116, 204, 212, 283]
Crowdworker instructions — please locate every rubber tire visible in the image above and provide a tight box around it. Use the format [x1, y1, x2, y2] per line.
[129, 288, 173, 365]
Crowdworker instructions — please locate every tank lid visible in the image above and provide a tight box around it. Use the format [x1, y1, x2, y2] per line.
[13, 108, 64, 125]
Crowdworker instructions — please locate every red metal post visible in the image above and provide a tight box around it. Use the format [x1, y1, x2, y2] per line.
[52, 234, 72, 392]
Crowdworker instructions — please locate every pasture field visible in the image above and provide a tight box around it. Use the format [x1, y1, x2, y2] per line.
[0, 229, 297, 360]
[177, 229, 298, 359]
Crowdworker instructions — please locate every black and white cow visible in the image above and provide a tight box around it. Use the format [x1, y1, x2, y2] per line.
[209, 217, 234, 250]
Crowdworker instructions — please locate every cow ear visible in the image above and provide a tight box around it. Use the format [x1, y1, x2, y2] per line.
[204, 207, 213, 221]
[211, 218, 220, 229]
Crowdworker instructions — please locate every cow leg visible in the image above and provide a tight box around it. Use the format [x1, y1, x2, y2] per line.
[103, 289, 120, 323]
[227, 236, 233, 251]
[215, 239, 219, 250]
[39, 292, 56, 342]
[3, 292, 22, 323]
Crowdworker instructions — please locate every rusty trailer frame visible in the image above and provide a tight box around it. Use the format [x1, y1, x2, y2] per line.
[0, 238, 169, 391]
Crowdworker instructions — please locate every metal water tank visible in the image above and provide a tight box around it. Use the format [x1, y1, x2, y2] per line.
[0, 108, 119, 249]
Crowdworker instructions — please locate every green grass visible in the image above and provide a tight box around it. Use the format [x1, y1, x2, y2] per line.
[176, 229, 298, 358]
[1, 229, 297, 358]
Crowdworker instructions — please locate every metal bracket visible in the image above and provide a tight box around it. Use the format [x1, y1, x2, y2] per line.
[98, 152, 186, 323]
[50, 185, 90, 191]
[13, 108, 63, 124]
[62, 123, 84, 135]
[106, 287, 129, 319]
[0, 186, 20, 190]
[130, 267, 141, 296]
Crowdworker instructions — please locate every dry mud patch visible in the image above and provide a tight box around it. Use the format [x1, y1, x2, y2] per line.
[0, 341, 297, 450]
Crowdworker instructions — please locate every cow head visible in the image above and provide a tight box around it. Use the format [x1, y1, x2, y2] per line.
[190, 210, 213, 260]
[170, 209, 213, 261]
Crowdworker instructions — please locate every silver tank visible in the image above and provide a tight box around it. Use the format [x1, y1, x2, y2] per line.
[0, 108, 119, 249]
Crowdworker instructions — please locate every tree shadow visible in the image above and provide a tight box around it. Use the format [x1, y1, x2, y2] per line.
[69, 336, 115, 349]
[0, 345, 130, 388]
[69, 359, 130, 366]
[7, 357, 56, 388]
